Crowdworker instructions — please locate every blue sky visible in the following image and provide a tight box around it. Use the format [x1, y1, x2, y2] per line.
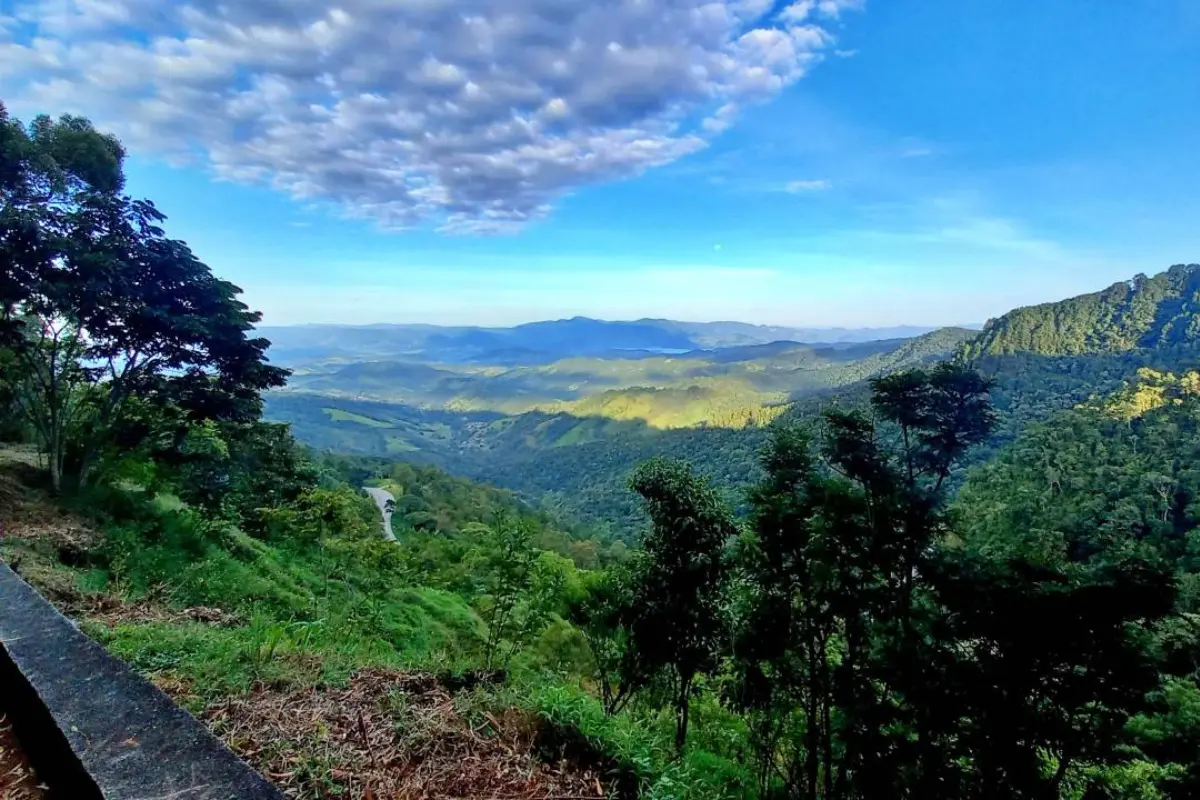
[5, 0, 1199, 326]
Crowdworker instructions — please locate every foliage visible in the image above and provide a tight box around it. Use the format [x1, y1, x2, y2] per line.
[568, 565, 640, 715]
[314, 452, 629, 567]
[965, 264, 1200, 358]
[926, 551, 1174, 797]
[478, 514, 562, 670]
[626, 457, 739, 751]
[954, 369, 1200, 603]
[0, 104, 286, 491]
[726, 364, 994, 798]
[952, 367, 1200, 796]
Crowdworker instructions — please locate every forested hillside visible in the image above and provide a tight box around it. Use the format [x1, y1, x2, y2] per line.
[6, 106, 1200, 799]
[967, 264, 1200, 357]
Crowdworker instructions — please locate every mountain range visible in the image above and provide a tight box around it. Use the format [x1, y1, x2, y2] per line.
[261, 264, 1200, 537]
[263, 323, 979, 533]
[275, 327, 977, 428]
[260, 317, 966, 367]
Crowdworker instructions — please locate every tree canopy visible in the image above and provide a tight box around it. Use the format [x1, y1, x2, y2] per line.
[0, 104, 286, 489]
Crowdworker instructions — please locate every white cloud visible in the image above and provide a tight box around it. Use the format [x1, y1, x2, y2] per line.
[897, 136, 936, 158]
[3, 0, 862, 233]
[779, 0, 864, 22]
[816, 0, 865, 18]
[777, 2, 816, 24]
[785, 179, 832, 192]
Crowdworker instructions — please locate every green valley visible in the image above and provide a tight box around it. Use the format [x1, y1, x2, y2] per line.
[277, 329, 978, 427]
[263, 280, 1200, 538]
[263, 327, 985, 534]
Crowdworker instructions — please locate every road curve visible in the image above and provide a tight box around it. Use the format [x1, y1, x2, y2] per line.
[363, 486, 398, 542]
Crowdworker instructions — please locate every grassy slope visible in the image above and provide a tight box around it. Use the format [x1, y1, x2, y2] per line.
[0, 452, 751, 799]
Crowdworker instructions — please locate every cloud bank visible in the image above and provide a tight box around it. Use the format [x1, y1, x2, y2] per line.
[2, 0, 860, 232]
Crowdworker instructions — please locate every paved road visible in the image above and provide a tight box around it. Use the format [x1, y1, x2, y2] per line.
[363, 487, 398, 542]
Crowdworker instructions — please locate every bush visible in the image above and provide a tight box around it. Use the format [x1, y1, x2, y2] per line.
[523, 682, 754, 800]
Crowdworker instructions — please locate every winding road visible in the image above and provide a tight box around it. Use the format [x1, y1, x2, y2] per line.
[363, 487, 398, 542]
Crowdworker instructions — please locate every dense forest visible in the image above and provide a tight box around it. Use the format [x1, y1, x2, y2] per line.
[965, 266, 1200, 357]
[5, 105, 1200, 799]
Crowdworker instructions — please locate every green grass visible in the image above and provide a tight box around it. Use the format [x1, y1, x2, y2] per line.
[385, 434, 419, 453]
[85, 583, 486, 703]
[511, 681, 756, 800]
[323, 407, 395, 427]
[2, 469, 760, 800]
[553, 419, 603, 447]
[69, 487, 490, 702]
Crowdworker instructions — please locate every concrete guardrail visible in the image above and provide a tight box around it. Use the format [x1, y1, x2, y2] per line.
[0, 561, 284, 799]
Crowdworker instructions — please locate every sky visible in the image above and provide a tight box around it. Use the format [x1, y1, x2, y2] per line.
[3, 0, 1199, 327]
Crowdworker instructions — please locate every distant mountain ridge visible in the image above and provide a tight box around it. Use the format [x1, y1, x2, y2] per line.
[640, 319, 959, 349]
[278, 327, 979, 426]
[261, 316, 970, 367]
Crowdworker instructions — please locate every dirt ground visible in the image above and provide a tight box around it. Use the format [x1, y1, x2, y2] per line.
[0, 715, 47, 800]
[174, 669, 606, 800]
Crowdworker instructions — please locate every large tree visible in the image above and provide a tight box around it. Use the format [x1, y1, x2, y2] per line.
[0, 104, 286, 490]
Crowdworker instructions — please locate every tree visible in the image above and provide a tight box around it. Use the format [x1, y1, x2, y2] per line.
[731, 364, 997, 798]
[929, 552, 1175, 798]
[731, 424, 839, 797]
[5, 315, 90, 488]
[0, 342, 24, 441]
[569, 564, 642, 715]
[0, 103, 125, 349]
[479, 513, 543, 670]
[1, 106, 287, 490]
[627, 457, 737, 751]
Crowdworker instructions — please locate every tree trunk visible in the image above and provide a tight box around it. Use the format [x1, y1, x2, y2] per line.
[1046, 754, 1072, 799]
[48, 447, 62, 493]
[78, 447, 96, 489]
[674, 673, 693, 753]
[805, 644, 820, 800]
[821, 644, 833, 799]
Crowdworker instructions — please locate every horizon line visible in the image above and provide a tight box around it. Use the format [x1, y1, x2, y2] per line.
[257, 316, 987, 331]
